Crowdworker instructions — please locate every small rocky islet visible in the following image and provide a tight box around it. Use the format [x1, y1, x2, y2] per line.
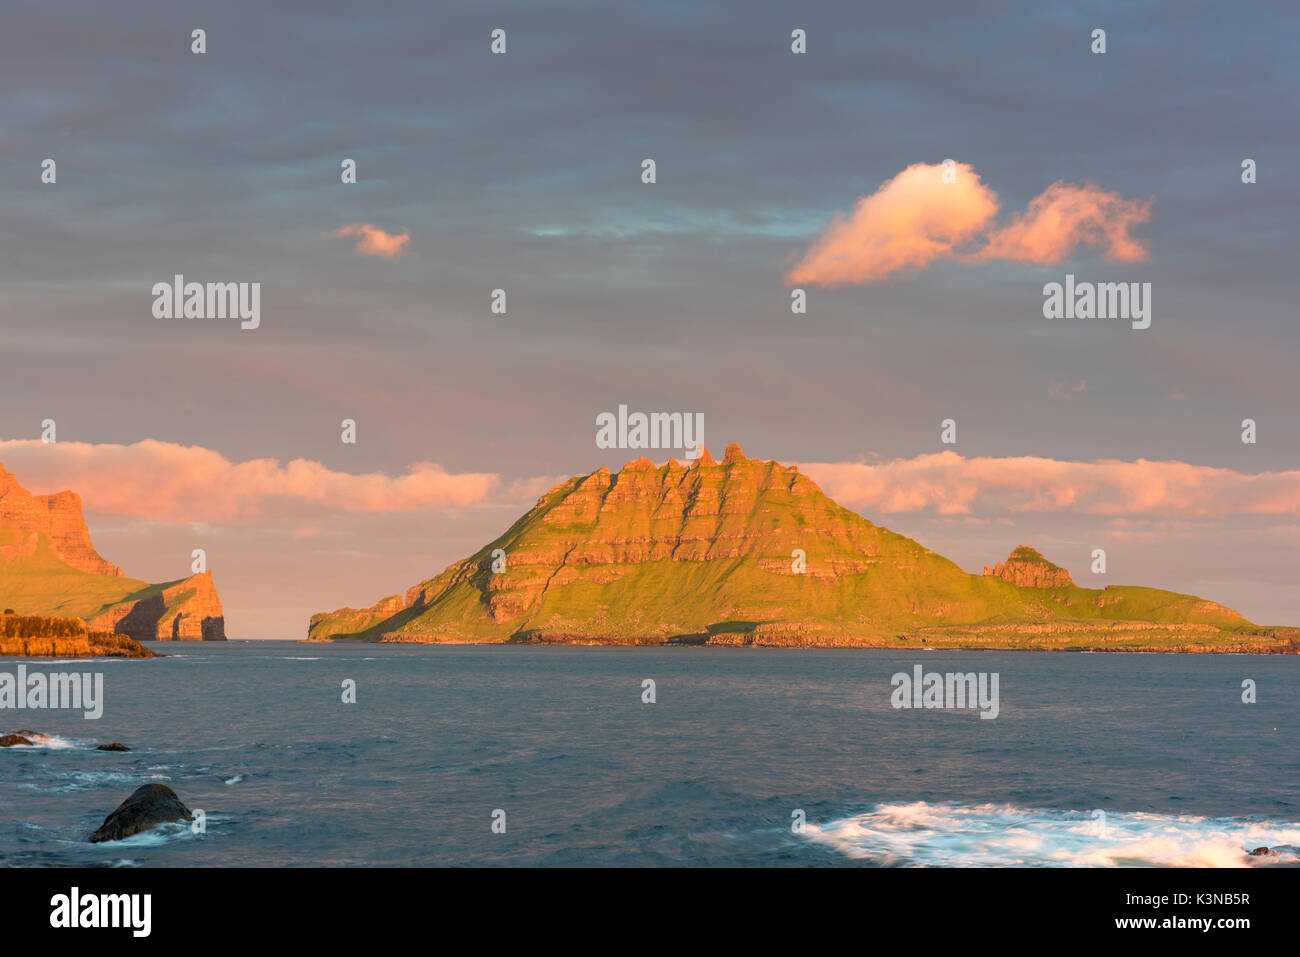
[1, 732, 192, 843]
[89, 783, 193, 844]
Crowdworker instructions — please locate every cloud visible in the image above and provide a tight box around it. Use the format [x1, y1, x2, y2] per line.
[7, 438, 1293, 535]
[797, 451, 1300, 519]
[787, 162, 1152, 286]
[975, 181, 1152, 265]
[1048, 379, 1087, 399]
[502, 473, 572, 502]
[786, 161, 998, 286]
[332, 223, 411, 258]
[0, 439, 514, 523]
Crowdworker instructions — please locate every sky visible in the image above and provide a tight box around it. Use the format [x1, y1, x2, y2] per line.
[2, 0, 1297, 636]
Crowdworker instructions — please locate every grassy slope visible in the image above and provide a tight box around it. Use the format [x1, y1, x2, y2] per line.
[311, 459, 1261, 644]
[0, 529, 188, 620]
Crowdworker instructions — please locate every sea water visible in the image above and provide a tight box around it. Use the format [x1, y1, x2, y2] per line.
[1, 642, 1296, 867]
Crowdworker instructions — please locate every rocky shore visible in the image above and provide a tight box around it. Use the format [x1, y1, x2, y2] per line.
[0, 613, 156, 659]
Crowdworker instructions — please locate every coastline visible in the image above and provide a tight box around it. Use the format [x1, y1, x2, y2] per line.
[304, 626, 1300, 655]
[0, 614, 157, 660]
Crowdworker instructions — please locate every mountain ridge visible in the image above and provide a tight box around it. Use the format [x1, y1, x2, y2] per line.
[309, 445, 1292, 652]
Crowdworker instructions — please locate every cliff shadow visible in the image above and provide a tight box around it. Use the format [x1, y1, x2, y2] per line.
[112, 594, 165, 642]
[667, 620, 762, 645]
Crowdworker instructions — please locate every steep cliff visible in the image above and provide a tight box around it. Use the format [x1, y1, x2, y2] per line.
[0, 463, 226, 641]
[309, 444, 1256, 647]
[86, 571, 226, 641]
[0, 465, 121, 576]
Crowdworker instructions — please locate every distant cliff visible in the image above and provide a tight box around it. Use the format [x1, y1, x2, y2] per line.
[309, 445, 1287, 652]
[0, 463, 226, 641]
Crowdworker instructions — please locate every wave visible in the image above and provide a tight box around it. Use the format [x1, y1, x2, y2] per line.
[1, 732, 88, 750]
[802, 801, 1300, 867]
[83, 821, 197, 849]
[16, 769, 169, 793]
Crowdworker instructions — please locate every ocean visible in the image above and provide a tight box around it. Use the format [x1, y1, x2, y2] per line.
[2, 642, 1297, 867]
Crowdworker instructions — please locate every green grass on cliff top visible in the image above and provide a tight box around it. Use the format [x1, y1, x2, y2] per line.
[0, 529, 185, 619]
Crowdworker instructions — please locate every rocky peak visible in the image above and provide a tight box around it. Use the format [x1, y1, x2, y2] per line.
[722, 443, 747, 465]
[691, 445, 716, 467]
[0, 464, 22, 497]
[984, 546, 1075, 588]
[576, 466, 612, 492]
[0, 462, 121, 576]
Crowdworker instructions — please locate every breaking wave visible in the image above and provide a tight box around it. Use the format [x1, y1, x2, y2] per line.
[1, 732, 86, 750]
[802, 801, 1300, 867]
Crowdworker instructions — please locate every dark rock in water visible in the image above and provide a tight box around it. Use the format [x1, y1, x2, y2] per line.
[0, 733, 33, 747]
[14, 729, 38, 736]
[96, 742, 131, 752]
[1248, 846, 1275, 856]
[89, 784, 192, 843]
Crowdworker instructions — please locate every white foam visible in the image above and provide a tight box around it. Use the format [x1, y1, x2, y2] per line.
[2, 732, 85, 750]
[802, 801, 1300, 867]
[87, 821, 195, 849]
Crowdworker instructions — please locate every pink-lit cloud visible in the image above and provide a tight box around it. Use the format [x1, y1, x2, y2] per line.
[786, 161, 998, 286]
[975, 180, 1152, 265]
[787, 161, 1152, 286]
[5, 439, 1294, 531]
[332, 223, 411, 258]
[797, 451, 1300, 519]
[0, 439, 507, 523]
